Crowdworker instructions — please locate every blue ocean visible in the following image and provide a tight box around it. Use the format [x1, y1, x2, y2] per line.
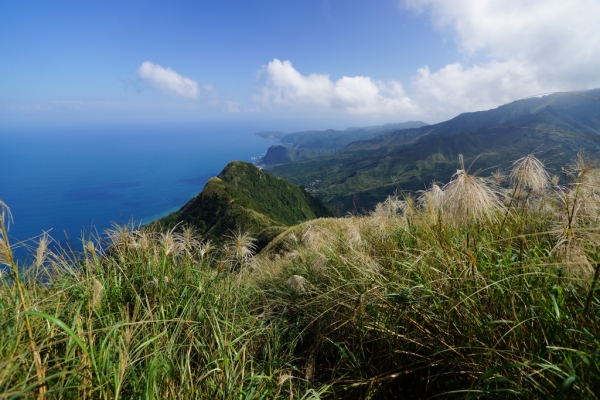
[0, 122, 278, 258]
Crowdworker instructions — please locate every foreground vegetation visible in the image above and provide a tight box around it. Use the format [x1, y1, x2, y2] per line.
[1, 152, 600, 398]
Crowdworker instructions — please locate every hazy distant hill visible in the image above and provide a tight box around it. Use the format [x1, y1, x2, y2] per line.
[268, 90, 600, 215]
[157, 161, 332, 249]
[259, 121, 428, 165]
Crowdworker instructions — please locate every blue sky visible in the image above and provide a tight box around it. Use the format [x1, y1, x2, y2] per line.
[2, 0, 599, 130]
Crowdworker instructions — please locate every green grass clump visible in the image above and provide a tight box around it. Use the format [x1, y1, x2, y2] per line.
[1, 152, 600, 399]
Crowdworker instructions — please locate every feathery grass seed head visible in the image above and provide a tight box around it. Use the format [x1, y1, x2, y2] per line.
[509, 154, 550, 192]
[92, 277, 104, 309]
[490, 168, 507, 185]
[35, 234, 50, 268]
[225, 230, 256, 268]
[443, 157, 503, 226]
[418, 182, 444, 215]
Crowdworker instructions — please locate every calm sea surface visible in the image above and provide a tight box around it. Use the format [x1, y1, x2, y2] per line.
[0, 122, 277, 258]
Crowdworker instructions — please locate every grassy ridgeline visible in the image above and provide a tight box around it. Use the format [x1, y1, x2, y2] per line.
[157, 161, 333, 251]
[1, 153, 600, 399]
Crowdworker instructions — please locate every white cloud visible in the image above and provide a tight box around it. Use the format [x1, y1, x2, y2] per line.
[403, 0, 600, 119]
[256, 2, 600, 121]
[256, 59, 418, 116]
[411, 60, 542, 119]
[137, 61, 199, 99]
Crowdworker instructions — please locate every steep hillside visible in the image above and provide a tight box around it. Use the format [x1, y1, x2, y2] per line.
[157, 161, 332, 249]
[269, 90, 600, 215]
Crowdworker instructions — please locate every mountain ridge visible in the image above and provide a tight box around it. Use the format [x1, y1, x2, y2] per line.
[268, 90, 600, 215]
[156, 161, 333, 250]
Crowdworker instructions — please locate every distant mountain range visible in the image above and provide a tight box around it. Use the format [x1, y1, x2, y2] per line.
[266, 90, 600, 215]
[258, 121, 429, 164]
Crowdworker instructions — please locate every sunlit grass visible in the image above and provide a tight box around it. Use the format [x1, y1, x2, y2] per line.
[1, 152, 599, 398]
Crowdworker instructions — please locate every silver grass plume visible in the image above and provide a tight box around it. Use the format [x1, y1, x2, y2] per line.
[92, 277, 104, 310]
[105, 222, 136, 249]
[198, 239, 212, 260]
[370, 195, 406, 236]
[178, 224, 200, 256]
[442, 154, 503, 227]
[418, 182, 444, 215]
[0, 200, 14, 266]
[35, 233, 50, 269]
[552, 152, 600, 269]
[509, 154, 550, 192]
[159, 226, 179, 256]
[490, 168, 507, 185]
[225, 230, 256, 268]
[130, 230, 154, 253]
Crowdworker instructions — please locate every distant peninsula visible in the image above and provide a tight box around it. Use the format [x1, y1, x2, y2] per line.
[257, 121, 429, 165]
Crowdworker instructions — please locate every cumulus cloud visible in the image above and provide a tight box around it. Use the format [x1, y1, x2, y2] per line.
[257, 59, 418, 116]
[255, 2, 600, 121]
[411, 60, 543, 118]
[404, 0, 600, 119]
[137, 61, 199, 99]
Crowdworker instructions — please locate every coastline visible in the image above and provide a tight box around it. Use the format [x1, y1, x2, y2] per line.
[140, 206, 182, 226]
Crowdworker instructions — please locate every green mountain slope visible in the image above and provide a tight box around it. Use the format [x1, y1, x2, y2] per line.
[269, 90, 600, 215]
[157, 161, 333, 249]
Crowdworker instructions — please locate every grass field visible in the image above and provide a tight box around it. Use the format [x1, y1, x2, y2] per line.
[1, 152, 599, 399]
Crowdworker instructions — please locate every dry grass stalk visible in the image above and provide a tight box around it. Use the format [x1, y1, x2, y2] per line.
[35, 234, 50, 269]
[442, 155, 503, 227]
[509, 153, 550, 192]
[0, 200, 46, 397]
[92, 277, 104, 310]
[178, 224, 200, 256]
[225, 230, 256, 269]
[418, 182, 444, 217]
[0, 199, 14, 266]
[159, 227, 178, 256]
[490, 168, 506, 185]
[0, 198, 13, 230]
[0, 236, 11, 267]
